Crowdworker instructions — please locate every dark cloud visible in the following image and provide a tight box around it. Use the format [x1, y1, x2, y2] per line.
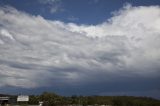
[0, 5, 160, 98]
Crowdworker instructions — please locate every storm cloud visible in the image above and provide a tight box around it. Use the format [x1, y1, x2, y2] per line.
[0, 5, 160, 97]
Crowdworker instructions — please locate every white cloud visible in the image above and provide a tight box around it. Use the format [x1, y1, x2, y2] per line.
[0, 5, 160, 88]
[0, 29, 14, 40]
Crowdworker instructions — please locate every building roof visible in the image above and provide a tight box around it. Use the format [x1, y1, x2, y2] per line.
[0, 97, 9, 100]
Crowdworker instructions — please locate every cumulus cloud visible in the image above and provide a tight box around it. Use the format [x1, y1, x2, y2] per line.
[0, 4, 160, 96]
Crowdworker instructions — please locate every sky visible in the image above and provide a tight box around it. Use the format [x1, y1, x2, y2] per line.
[0, 0, 160, 99]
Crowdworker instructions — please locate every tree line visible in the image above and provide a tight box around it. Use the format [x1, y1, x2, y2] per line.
[27, 92, 160, 106]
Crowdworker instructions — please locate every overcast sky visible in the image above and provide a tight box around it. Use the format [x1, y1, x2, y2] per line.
[0, 0, 160, 99]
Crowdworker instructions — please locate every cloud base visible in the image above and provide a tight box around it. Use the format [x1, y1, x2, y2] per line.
[0, 5, 160, 98]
